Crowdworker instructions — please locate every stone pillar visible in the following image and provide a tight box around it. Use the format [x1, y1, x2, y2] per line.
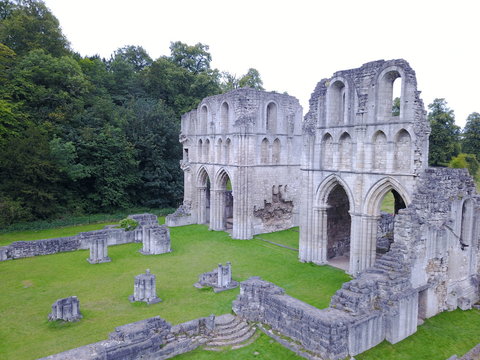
[217, 262, 232, 288]
[350, 214, 378, 275]
[48, 296, 82, 322]
[197, 186, 207, 224]
[311, 206, 328, 264]
[87, 237, 111, 264]
[210, 189, 225, 231]
[140, 225, 171, 255]
[129, 269, 162, 304]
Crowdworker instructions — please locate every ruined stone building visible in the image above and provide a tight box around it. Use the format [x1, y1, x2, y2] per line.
[170, 60, 479, 358]
[299, 59, 430, 275]
[167, 89, 303, 239]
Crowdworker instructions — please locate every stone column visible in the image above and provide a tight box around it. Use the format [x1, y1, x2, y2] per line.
[210, 189, 225, 231]
[197, 186, 207, 224]
[129, 269, 162, 304]
[309, 206, 328, 264]
[48, 296, 82, 322]
[87, 237, 111, 264]
[350, 214, 378, 275]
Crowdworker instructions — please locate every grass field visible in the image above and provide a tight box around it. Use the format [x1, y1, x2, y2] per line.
[0, 223, 349, 359]
[1, 221, 479, 360]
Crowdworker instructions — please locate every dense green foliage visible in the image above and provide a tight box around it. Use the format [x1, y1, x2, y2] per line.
[428, 98, 461, 166]
[0, 0, 264, 226]
[462, 112, 480, 160]
[449, 153, 479, 179]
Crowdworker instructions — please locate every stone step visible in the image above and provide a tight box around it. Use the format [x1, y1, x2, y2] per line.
[215, 321, 250, 337]
[206, 325, 257, 347]
[214, 313, 237, 327]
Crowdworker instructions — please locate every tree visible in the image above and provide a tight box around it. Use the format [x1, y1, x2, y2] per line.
[113, 45, 152, 72]
[169, 41, 212, 74]
[123, 98, 183, 207]
[221, 68, 265, 92]
[0, 0, 70, 57]
[10, 49, 89, 128]
[238, 68, 264, 90]
[462, 112, 480, 160]
[0, 124, 63, 222]
[428, 98, 460, 166]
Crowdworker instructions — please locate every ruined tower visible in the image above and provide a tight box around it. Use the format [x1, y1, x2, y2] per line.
[299, 59, 430, 274]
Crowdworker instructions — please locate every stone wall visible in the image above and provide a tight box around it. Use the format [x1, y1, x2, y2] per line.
[233, 277, 389, 359]
[0, 214, 167, 261]
[40, 315, 216, 360]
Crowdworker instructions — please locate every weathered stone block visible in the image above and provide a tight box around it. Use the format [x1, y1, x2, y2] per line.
[129, 269, 162, 304]
[48, 296, 82, 322]
[139, 225, 171, 255]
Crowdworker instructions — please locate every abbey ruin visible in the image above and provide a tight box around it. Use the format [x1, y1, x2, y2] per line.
[169, 59, 480, 358]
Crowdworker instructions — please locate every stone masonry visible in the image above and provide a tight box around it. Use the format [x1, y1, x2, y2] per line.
[48, 296, 82, 322]
[129, 269, 162, 304]
[139, 225, 171, 255]
[194, 262, 239, 292]
[0, 213, 168, 261]
[86, 232, 111, 264]
[167, 88, 303, 239]
[300, 59, 431, 275]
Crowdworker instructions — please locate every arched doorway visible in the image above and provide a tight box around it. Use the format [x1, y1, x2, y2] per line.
[197, 168, 211, 224]
[211, 169, 234, 231]
[326, 184, 351, 270]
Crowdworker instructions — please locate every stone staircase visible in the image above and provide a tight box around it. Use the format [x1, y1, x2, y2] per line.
[203, 314, 258, 351]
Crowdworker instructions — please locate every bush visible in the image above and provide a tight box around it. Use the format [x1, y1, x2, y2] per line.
[449, 153, 480, 179]
[119, 218, 138, 231]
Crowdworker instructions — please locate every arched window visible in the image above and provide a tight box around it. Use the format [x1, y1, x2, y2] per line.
[217, 138, 223, 163]
[221, 102, 229, 134]
[204, 139, 210, 163]
[200, 106, 208, 134]
[373, 131, 387, 170]
[327, 80, 346, 125]
[339, 132, 353, 170]
[266, 102, 277, 133]
[261, 138, 269, 164]
[377, 70, 402, 121]
[272, 138, 281, 164]
[321, 133, 333, 168]
[394, 129, 411, 171]
[225, 138, 232, 164]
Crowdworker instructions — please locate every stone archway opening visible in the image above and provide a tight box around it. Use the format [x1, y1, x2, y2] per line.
[326, 184, 351, 270]
[197, 169, 211, 225]
[376, 189, 406, 256]
[212, 170, 234, 231]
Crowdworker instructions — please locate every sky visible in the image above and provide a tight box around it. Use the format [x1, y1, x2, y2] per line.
[43, 0, 480, 127]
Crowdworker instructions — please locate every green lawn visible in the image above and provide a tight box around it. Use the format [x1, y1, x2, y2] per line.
[1, 222, 479, 360]
[0, 224, 349, 360]
[254, 227, 299, 249]
[0, 217, 165, 247]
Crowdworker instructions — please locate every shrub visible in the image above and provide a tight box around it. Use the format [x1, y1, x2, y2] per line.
[119, 218, 139, 231]
[449, 153, 479, 179]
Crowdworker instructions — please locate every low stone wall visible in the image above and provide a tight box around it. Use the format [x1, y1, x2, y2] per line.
[0, 214, 169, 261]
[0, 228, 136, 261]
[165, 204, 194, 227]
[233, 277, 390, 359]
[40, 315, 215, 360]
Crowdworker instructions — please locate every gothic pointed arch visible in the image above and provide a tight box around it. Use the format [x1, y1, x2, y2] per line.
[266, 102, 277, 133]
[261, 138, 270, 164]
[372, 130, 387, 171]
[363, 177, 410, 216]
[394, 129, 412, 172]
[315, 174, 355, 212]
[338, 132, 353, 170]
[321, 133, 333, 169]
[221, 101, 229, 133]
[272, 138, 281, 164]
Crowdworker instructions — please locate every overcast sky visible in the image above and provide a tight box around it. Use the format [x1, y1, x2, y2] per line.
[43, 0, 479, 127]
